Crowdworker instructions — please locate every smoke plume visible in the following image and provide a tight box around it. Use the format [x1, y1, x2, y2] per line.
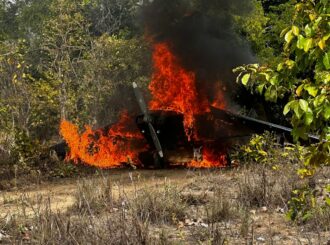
[142, 0, 255, 105]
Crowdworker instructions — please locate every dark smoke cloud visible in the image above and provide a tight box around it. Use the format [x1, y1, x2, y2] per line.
[142, 0, 255, 105]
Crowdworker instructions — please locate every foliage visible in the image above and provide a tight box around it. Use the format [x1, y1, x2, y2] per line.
[287, 184, 330, 225]
[83, 0, 140, 37]
[234, 0, 330, 160]
[40, 0, 91, 122]
[233, 0, 271, 62]
[82, 34, 151, 125]
[0, 0, 151, 165]
[11, 129, 40, 166]
[232, 132, 304, 166]
[234, 0, 330, 220]
[287, 186, 316, 222]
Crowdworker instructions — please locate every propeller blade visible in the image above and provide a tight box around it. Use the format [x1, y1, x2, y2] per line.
[148, 122, 164, 158]
[133, 82, 149, 119]
[132, 82, 164, 158]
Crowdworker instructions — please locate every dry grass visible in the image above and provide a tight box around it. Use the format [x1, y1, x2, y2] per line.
[237, 164, 301, 209]
[205, 189, 236, 223]
[131, 184, 187, 225]
[1, 166, 329, 244]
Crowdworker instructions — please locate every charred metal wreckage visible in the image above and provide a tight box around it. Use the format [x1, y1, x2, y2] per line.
[52, 83, 319, 168]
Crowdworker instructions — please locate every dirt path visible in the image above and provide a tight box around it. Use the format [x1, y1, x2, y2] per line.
[0, 169, 197, 217]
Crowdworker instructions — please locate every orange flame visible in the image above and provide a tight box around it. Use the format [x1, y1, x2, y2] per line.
[149, 42, 210, 140]
[60, 112, 146, 168]
[149, 42, 227, 167]
[187, 146, 227, 168]
[60, 41, 228, 169]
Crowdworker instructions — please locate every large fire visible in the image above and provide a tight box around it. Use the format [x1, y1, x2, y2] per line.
[60, 112, 146, 168]
[149, 42, 210, 140]
[60, 41, 228, 168]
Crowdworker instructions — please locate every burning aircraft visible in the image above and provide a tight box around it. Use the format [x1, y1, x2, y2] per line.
[56, 42, 318, 169]
[55, 1, 319, 169]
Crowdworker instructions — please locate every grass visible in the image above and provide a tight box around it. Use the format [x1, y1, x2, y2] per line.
[1, 164, 329, 244]
[237, 164, 300, 208]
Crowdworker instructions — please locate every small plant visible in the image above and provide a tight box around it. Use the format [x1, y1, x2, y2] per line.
[287, 184, 330, 229]
[232, 132, 304, 166]
[287, 187, 316, 223]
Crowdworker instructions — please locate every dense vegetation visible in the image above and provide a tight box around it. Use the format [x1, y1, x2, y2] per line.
[0, 0, 329, 224]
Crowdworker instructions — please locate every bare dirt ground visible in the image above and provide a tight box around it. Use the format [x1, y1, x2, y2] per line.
[1, 169, 192, 217]
[1, 167, 329, 244]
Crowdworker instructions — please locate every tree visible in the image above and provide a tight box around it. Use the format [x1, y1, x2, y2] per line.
[235, 0, 329, 147]
[40, 0, 91, 121]
[81, 34, 151, 126]
[83, 0, 141, 37]
[235, 0, 329, 221]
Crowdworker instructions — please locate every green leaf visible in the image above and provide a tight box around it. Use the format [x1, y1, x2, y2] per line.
[326, 185, 330, 193]
[302, 211, 313, 221]
[270, 75, 279, 85]
[293, 102, 303, 119]
[305, 24, 312, 37]
[285, 30, 294, 44]
[297, 35, 305, 49]
[296, 84, 304, 96]
[257, 84, 265, 94]
[292, 26, 300, 36]
[318, 39, 326, 50]
[324, 105, 330, 120]
[265, 86, 277, 102]
[305, 111, 313, 126]
[323, 34, 330, 42]
[299, 99, 309, 112]
[277, 63, 284, 71]
[241, 73, 251, 85]
[285, 60, 295, 69]
[284, 101, 294, 115]
[313, 95, 326, 107]
[303, 38, 313, 52]
[304, 85, 318, 97]
[280, 27, 290, 38]
[260, 72, 270, 81]
[323, 52, 330, 70]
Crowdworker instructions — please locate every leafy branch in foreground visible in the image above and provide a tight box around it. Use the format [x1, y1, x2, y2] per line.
[234, 0, 330, 221]
[234, 0, 329, 163]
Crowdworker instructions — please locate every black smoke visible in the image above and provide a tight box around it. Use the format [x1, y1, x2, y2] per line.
[142, 0, 255, 107]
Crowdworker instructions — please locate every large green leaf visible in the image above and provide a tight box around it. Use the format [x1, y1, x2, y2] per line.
[284, 101, 295, 115]
[299, 99, 309, 112]
[303, 38, 313, 52]
[304, 85, 318, 97]
[241, 73, 251, 85]
[293, 102, 303, 119]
